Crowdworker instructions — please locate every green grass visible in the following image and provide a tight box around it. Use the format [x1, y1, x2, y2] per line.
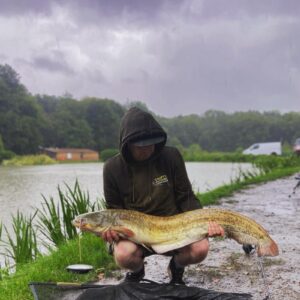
[0, 234, 115, 300]
[195, 154, 300, 206]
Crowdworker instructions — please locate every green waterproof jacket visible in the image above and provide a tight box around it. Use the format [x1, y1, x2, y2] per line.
[103, 107, 202, 216]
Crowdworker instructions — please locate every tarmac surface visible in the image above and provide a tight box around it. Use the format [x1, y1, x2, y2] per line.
[100, 175, 300, 300]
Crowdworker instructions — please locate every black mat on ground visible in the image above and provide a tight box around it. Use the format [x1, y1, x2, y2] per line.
[29, 280, 252, 300]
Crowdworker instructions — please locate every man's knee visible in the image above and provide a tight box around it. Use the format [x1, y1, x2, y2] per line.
[113, 240, 141, 265]
[191, 239, 209, 254]
[183, 239, 209, 263]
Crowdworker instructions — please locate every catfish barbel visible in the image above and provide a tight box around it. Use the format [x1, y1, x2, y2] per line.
[72, 208, 279, 257]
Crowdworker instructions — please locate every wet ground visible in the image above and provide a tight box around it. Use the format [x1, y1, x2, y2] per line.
[100, 175, 300, 300]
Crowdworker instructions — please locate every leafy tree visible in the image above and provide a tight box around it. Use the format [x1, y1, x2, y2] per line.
[0, 134, 4, 151]
[0, 134, 15, 162]
[0, 64, 43, 154]
[2, 64, 300, 155]
[80, 98, 124, 151]
[124, 100, 151, 113]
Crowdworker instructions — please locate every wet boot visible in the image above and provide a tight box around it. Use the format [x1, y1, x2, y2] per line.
[242, 244, 254, 255]
[123, 265, 145, 283]
[167, 256, 185, 285]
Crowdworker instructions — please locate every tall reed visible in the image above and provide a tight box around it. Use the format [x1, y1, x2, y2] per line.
[0, 221, 6, 280]
[0, 265, 8, 281]
[37, 180, 105, 247]
[0, 211, 39, 270]
[233, 165, 261, 183]
[37, 196, 67, 247]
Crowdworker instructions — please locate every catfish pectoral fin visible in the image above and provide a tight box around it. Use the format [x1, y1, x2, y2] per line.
[115, 227, 135, 238]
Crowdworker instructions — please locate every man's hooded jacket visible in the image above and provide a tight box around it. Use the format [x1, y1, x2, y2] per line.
[103, 107, 201, 216]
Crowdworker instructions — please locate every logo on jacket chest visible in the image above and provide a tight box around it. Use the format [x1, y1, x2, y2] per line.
[152, 175, 169, 186]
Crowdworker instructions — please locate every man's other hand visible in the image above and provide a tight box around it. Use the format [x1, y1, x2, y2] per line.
[207, 221, 225, 237]
[101, 229, 120, 243]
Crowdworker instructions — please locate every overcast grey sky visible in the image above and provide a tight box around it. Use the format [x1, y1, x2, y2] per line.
[0, 0, 299, 116]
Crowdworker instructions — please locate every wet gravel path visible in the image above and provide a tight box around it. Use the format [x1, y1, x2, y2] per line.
[101, 175, 300, 300]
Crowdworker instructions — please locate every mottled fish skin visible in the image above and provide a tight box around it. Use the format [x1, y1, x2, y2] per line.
[73, 208, 279, 257]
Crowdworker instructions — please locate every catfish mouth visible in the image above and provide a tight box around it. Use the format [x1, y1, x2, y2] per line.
[72, 218, 88, 229]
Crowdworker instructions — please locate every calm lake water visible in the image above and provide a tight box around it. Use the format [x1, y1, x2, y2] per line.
[0, 162, 254, 227]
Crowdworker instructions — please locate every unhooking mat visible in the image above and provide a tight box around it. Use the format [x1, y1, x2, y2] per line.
[29, 280, 252, 300]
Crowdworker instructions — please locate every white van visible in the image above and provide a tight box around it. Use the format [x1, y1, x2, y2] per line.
[243, 142, 282, 155]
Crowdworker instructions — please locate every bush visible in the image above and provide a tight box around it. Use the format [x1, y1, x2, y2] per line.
[2, 154, 56, 166]
[101, 148, 119, 161]
[182, 148, 253, 163]
[0, 150, 15, 163]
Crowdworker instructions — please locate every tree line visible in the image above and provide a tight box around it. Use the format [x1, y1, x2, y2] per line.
[1, 63, 300, 157]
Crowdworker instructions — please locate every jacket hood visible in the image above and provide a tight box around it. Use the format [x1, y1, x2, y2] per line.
[119, 107, 167, 163]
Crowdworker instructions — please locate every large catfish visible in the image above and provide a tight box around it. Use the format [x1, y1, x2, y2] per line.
[72, 208, 279, 257]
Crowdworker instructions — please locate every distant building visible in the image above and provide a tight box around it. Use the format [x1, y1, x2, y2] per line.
[41, 147, 99, 161]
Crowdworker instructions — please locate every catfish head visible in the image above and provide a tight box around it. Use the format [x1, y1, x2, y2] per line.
[72, 210, 135, 238]
[72, 211, 116, 235]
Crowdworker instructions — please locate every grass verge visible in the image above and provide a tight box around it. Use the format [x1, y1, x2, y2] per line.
[0, 234, 115, 300]
[198, 166, 300, 206]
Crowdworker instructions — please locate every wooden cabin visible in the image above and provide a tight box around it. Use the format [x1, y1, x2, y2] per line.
[42, 148, 99, 162]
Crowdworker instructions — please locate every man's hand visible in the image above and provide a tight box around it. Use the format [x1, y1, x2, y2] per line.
[100, 229, 120, 244]
[207, 221, 225, 237]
